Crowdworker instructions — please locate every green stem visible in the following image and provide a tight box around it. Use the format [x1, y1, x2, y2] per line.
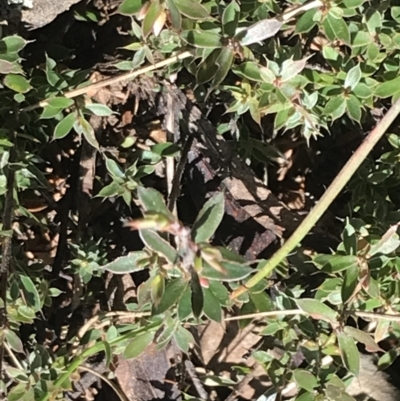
[232, 97, 400, 299]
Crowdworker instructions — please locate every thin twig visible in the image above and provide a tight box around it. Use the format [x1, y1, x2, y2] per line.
[22, 51, 194, 112]
[78, 365, 130, 401]
[232, 97, 400, 299]
[184, 359, 209, 400]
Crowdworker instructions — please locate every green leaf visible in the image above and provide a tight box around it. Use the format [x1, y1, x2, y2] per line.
[210, 47, 235, 89]
[124, 330, 155, 359]
[101, 251, 148, 274]
[324, 96, 346, 121]
[203, 287, 222, 322]
[105, 158, 125, 179]
[233, 61, 263, 82]
[151, 274, 165, 307]
[369, 225, 400, 256]
[346, 95, 362, 122]
[235, 18, 282, 46]
[3, 74, 32, 93]
[85, 103, 114, 116]
[173, 325, 194, 353]
[181, 30, 223, 48]
[20, 275, 41, 312]
[196, 49, 220, 84]
[375, 76, 400, 98]
[314, 254, 359, 273]
[351, 31, 372, 47]
[222, 0, 240, 37]
[54, 113, 76, 139]
[153, 278, 188, 314]
[201, 261, 253, 281]
[5, 329, 24, 353]
[344, 64, 361, 90]
[167, 0, 181, 29]
[353, 83, 372, 98]
[190, 270, 204, 319]
[117, 0, 143, 15]
[143, 1, 163, 38]
[41, 105, 63, 119]
[78, 117, 99, 149]
[173, 0, 210, 20]
[96, 181, 121, 198]
[326, 13, 350, 44]
[139, 229, 178, 263]
[338, 332, 360, 376]
[1, 36, 28, 53]
[280, 57, 309, 82]
[137, 187, 174, 219]
[296, 298, 338, 323]
[293, 369, 318, 392]
[47, 97, 74, 109]
[192, 192, 225, 243]
[118, 0, 143, 15]
[295, 9, 318, 33]
[343, 326, 382, 352]
[341, 264, 359, 303]
[178, 287, 192, 320]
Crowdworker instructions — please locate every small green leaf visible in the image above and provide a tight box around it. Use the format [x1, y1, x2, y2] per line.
[314, 254, 359, 273]
[54, 113, 76, 139]
[346, 95, 362, 122]
[210, 47, 235, 89]
[20, 275, 41, 312]
[203, 287, 222, 322]
[167, 0, 181, 29]
[173, 0, 210, 20]
[190, 270, 204, 319]
[222, 0, 240, 37]
[344, 64, 361, 90]
[5, 329, 24, 353]
[137, 187, 174, 219]
[196, 49, 220, 84]
[154, 278, 188, 314]
[139, 229, 178, 263]
[124, 330, 155, 359]
[1, 36, 28, 53]
[201, 261, 253, 282]
[105, 158, 125, 179]
[341, 265, 359, 303]
[96, 181, 121, 198]
[295, 9, 318, 33]
[143, 1, 163, 38]
[326, 13, 350, 44]
[235, 18, 282, 46]
[85, 103, 114, 116]
[233, 61, 263, 82]
[181, 30, 223, 48]
[117, 0, 143, 15]
[293, 369, 318, 392]
[4, 74, 32, 93]
[78, 117, 99, 149]
[41, 105, 63, 119]
[324, 96, 346, 121]
[192, 192, 225, 243]
[338, 332, 360, 376]
[151, 274, 165, 307]
[375, 77, 400, 98]
[173, 325, 194, 353]
[369, 224, 400, 256]
[296, 298, 338, 323]
[351, 31, 372, 47]
[101, 251, 148, 274]
[343, 326, 382, 352]
[353, 83, 372, 98]
[280, 57, 310, 82]
[178, 287, 192, 321]
[47, 97, 74, 109]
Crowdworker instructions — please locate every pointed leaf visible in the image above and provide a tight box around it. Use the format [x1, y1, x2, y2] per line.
[296, 298, 338, 323]
[338, 332, 360, 376]
[343, 326, 382, 352]
[222, 0, 240, 37]
[173, 0, 210, 20]
[101, 251, 148, 274]
[47, 97, 74, 109]
[344, 64, 362, 90]
[190, 270, 204, 319]
[137, 187, 175, 219]
[118, 0, 143, 15]
[173, 325, 194, 353]
[153, 278, 188, 314]
[124, 330, 155, 359]
[139, 229, 178, 263]
[201, 261, 252, 282]
[203, 287, 222, 322]
[192, 192, 225, 243]
[293, 370, 318, 392]
[54, 113, 76, 139]
[20, 275, 41, 312]
[143, 1, 163, 38]
[85, 103, 114, 116]
[181, 30, 223, 48]
[4, 74, 32, 93]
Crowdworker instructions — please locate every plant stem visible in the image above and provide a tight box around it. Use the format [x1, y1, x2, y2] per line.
[231, 97, 400, 299]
